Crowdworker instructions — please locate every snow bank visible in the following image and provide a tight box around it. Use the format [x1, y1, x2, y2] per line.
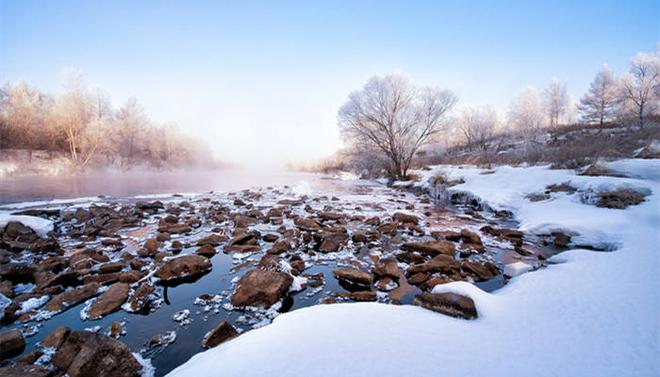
[0, 214, 54, 237]
[168, 159, 659, 377]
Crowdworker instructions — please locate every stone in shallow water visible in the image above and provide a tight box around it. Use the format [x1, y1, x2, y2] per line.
[203, 320, 239, 348]
[155, 255, 212, 283]
[230, 268, 293, 308]
[0, 328, 25, 361]
[88, 282, 130, 320]
[333, 268, 374, 287]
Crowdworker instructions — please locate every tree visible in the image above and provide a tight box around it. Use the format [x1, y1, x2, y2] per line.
[507, 87, 546, 140]
[338, 74, 456, 179]
[458, 105, 498, 151]
[115, 97, 148, 167]
[619, 50, 660, 127]
[543, 78, 568, 128]
[578, 65, 619, 128]
[54, 73, 94, 166]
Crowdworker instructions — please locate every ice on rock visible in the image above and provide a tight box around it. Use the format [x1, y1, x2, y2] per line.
[503, 262, 533, 278]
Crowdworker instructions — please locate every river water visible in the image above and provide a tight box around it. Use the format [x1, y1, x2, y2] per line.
[0, 169, 319, 205]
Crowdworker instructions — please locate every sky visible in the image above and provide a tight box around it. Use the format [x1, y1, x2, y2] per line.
[1, 0, 658, 167]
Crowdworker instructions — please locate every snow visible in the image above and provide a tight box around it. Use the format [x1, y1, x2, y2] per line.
[167, 159, 659, 377]
[503, 262, 533, 277]
[0, 214, 54, 237]
[133, 352, 156, 377]
[0, 293, 10, 320]
[17, 295, 49, 315]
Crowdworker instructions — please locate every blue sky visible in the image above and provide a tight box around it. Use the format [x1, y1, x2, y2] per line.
[1, 0, 658, 165]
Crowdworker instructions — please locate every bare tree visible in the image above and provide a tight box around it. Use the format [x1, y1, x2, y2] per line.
[54, 73, 94, 166]
[507, 87, 546, 141]
[543, 78, 568, 129]
[458, 105, 498, 151]
[338, 74, 456, 179]
[115, 97, 148, 167]
[619, 50, 660, 127]
[578, 65, 619, 128]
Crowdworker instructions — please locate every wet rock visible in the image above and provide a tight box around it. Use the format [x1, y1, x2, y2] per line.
[88, 282, 130, 320]
[375, 277, 397, 291]
[294, 217, 321, 230]
[126, 283, 155, 312]
[0, 364, 54, 377]
[392, 212, 419, 224]
[143, 238, 160, 255]
[52, 330, 142, 377]
[460, 229, 482, 245]
[40, 326, 71, 349]
[365, 216, 381, 225]
[337, 290, 377, 301]
[351, 232, 367, 243]
[196, 244, 217, 258]
[262, 233, 280, 242]
[461, 261, 499, 281]
[378, 222, 398, 235]
[225, 232, 260, 253]
[155, 255, 212, 283]
[99, 261, 125, 274]
[431, 230, 461, 241]
[266, 240, 291, 255]
[202, 320, 239, 348]
[118, 270, 144, 283]
[333, 268, 373, 287]
[318, 233, 349, 252]
[44, 282, 101, 313]
[395, 252, 426, 264]
[0, 329, 25, 360]
[230, 268, 293, 308]
[552, 231, 571, 248]
[401, 240, 455, 256]
[109, 321, 124, 338]
[372, 258, 400, 279]
[277, 199, 303, 206]
[319, 212, 344, 221]
[69, 249, 109, 269]
[407, 272, 430, 285]
[407, 255, 460, 275]
[38, 270, 81, 289]
[0, 263, 36, 283]
[196, 234, 228, 246]
[83, 272, 120, 285]
[413, 292, 478, 319]
[157, 223, 191, 234]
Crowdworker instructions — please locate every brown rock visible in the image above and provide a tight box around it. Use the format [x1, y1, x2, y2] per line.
[372, 258, 400, 279]
[407, 272, 430, 285]
[408, 254, 460, 275]
[393, 212, 419, 224]
[44, 282, 101, 313]
[118, 270, 144, 284]
[52, 330, 142, 377]
[0, 329, 25, 361]
[202, 320, 239, 348]
[88, 282, 129, 320]
[155, 255, 212, 282]
[99, 261, 124, 274]
[143, 239, 160, 255]
[413, 292, 478, 319]
[196, 245, 217, 257]
[157, 223, 191, 234]
[126, 283, 155, 312]
[333, 268, 373, 287]
[262, 233, 280, 242]
[460, 229, 483, 245]
[318, 233, 349, 252]
[338, 290, 377, 301]
[196, 234, 227, 246]
[230, 268, 293, 307]
[40, 326, 71, 350]
[294, 217, 321, 230]
[401, 240, 455, 256]
[461, 261, 499, 281]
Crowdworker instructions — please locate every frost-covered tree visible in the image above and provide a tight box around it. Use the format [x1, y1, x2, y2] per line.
[578, 66, 619, 128]
[338, 74, 456, 179]
[543, 78, 568, 129]
[619, 50, 660, 127]
[458, 105, 498, 151]
[53, 73, 94, 165]
[507, 87, 546, 140]
[115, 97, 148, 167]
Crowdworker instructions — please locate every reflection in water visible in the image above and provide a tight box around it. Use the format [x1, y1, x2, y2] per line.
[0, 169, 319, 205]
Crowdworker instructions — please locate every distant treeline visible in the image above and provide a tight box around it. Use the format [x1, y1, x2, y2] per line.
[0, 74, 214, 170]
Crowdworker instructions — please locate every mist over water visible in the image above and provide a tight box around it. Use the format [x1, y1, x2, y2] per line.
[0, 169, 320, 205]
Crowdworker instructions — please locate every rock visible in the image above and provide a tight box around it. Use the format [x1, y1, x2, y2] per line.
[69, 249, 109, 269]
[378, 222, 398, 235]
[262, 233, 279, 242]
[431, 230, 461, 241]
[202, 320, 239, 348]
[83, 272, 120, 285]
[407, 255, 460, 275]
[375, 277, 397, 291]
[118, 270, 144, 283]
[230, 268, 293, 308]
[109, 321, 124, 338]
[88, 282, 129, 319]
[0, 263, 37, 283]
[266, 240, 291, 255]
[225, 232, 260, 253]
[196, 245, 217, 257]
[0, 329, 25, 361]
[351, 232, 367, 243]
[0, 364, 54, 377]
[319, 212, 344, 221]
[552, 231, 571, 248]
[155, 255, 212, 283]
[401, 240, 455, 256]
[503, 262, 533, 277]
[98, 261, 125, 274]
[277, 199, 303, 206]
[461, 261, 499, 281]
[333, 268, 373, 287]
[143, 238, 160, 254]
[460, 229, 482, 245]
[196, 234, 227, 246]
[413, 292, 478, 319]
[44, 282, 101, 313]
[52, 330, 142, 377]
[318, 233, 348, 252]
[126, 283, 155, 312]
[338, 290, 377, 301]
[157, 223, 191, 234]
[40, 326, 71, 349]
[392, 212, 419, 224]
[395, 251, 426, 264]
[372, 258, 400, 279]
[294, 217, 321, 230]
[407, 272, 430, 285]
[365, 216, 381, 225]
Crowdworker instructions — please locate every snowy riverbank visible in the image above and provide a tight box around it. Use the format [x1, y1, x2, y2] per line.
[168, 159, 659, 377]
